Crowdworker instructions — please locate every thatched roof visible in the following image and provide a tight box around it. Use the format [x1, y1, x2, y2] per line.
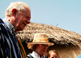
[16, 22, 81, 47]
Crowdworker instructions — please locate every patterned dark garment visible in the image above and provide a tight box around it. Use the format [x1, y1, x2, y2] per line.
[0, 18, 22, 58]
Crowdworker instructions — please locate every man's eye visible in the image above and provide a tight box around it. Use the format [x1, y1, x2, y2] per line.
[26, 16, 30, 19]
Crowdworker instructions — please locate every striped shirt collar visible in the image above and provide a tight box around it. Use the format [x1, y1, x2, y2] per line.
[31, 51, 45, 58]
[3, 18, 15, 32]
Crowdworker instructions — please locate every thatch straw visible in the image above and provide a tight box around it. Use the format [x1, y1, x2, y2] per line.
[16, 22, 81, 48]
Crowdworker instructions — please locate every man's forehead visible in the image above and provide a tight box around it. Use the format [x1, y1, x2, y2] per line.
[21, 10, 31, 17]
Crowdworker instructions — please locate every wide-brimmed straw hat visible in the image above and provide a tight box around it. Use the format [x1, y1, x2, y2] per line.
[27, 33, 54, 50]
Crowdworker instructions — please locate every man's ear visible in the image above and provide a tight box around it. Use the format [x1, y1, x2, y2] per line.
[11, 8, 18, 16]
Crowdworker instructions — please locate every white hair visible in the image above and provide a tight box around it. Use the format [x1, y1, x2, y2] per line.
[5, 1, 30, 17]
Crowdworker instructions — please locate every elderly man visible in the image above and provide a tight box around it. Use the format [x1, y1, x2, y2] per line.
[27, 33, 54, 58]
[0, 1, 31, 58]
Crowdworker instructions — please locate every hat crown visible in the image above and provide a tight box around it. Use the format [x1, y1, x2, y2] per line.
[33, 33, 48, 42]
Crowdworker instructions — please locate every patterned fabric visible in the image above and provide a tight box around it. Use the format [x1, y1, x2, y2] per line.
[0, 18, 23, 58]
[18, 39, 26, 58]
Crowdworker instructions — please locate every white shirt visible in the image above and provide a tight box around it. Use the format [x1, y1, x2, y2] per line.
[30, 51, 46, 58]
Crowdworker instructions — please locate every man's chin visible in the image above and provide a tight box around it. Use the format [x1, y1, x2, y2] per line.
[15, 28, 23, 32]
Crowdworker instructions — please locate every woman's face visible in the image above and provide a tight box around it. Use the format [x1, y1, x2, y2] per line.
[49, 52, 58, 58]
[35, 44, 49, 56]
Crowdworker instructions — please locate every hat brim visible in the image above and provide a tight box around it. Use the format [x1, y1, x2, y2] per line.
[27, 42, 54, 46]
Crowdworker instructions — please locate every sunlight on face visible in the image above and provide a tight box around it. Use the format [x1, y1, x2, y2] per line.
[49, 52, 58, 58]
[15, 9, 31, 32]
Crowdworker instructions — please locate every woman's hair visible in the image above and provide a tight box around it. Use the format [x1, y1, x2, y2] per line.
[47, 50, 59, 57]
[32, 44, 38, 51]
[27, 44, 38, 51]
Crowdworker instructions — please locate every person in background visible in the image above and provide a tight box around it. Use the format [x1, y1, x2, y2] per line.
[27, 33, 54, 58]
[47, 50, 59, 58]
[0, 1, 31, 58]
